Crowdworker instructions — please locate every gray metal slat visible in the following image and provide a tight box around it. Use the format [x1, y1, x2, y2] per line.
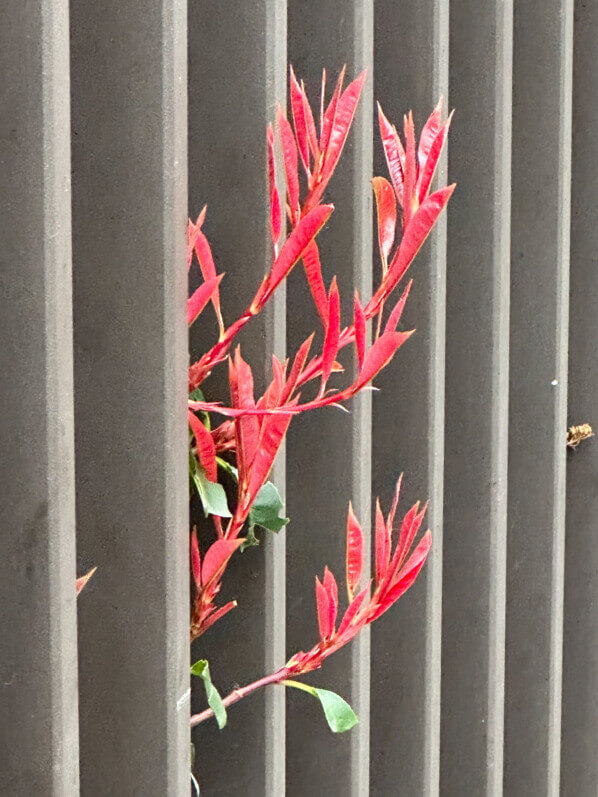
[504, 1, 573, 794]
[441, 1, 513, 794]
[188, 1, 287, 794]
[285, 3, 373, 794]
[561, 2, 598, 794]
[370, 2, 448, 795]
[0, 2, 79, 794]
[70, 2, 189, 794]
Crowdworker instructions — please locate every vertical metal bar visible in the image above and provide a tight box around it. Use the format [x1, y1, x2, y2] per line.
[0, 2, 79, 794]
[505, 1, 573, 795]
[187, 1, 287, 793]
[561, 2, 598, 795]
[370, 2, 448, 796]
[285, 3, 373, 795]
[441, 1, 512, 794]
[70, 1, 189, 794]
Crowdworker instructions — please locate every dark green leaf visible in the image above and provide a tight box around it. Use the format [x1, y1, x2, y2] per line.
[283, 680, 358, 733]
[248, 481, 289, 536]
[190, 659, 227, 729]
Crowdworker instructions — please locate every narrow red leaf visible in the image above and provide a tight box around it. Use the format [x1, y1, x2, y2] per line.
[188, 410, 217, 482]
[277, 107, 300, 214]
[346, 503, 365, 600]
[281, 334, 313, 403]
[190, 527, 201, 589]
[417, 112, 453, 203]
[290, 67, 310, 172]
[201, 539, 244, 588]
[375, 498, 390, 585]
[369, 184, 455, 312]
[391, 502, 424, 577]
[301, 80, 319, 160]
[267, 124, 282, 243]
[386, 474, 403, 536]
[245, 409, 294, 507]
[201, 600, 238, 632]
[320, 66, 345, 153]
[356, 330, 413, 389]
[321, 71, 366, 182]
[187, 275, 223, 327]
[258, 204, 333, 304]
[194, 229, 223, 325]
[379, 531, 432, 612]
[384, 280, 412, 335]
[372, 176, 397, 264]
[323, 566, 339, 635]
[320, 277, 340, 392]
[378, 103, 405, 206]
[302, 241, 329, 324]
[315, 576, 332, 640]
[418, 98, 443, 169]
[402, 112, 417, 225]
[353, 292, 366, 371]
[337, 582, 370, 637]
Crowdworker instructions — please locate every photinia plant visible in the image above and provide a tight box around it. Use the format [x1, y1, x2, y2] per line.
[184, 64, 453, 756]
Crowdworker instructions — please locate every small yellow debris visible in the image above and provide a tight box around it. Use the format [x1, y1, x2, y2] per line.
[567, 423, 594, 449]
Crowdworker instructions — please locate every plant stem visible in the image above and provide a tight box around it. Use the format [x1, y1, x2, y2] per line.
[189, 667, 291, 728]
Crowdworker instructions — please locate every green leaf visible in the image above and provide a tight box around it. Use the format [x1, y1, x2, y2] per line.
[248, 482, 289, 536]
[191, 461, 232, 518]
[190, 659, 227, 729]
[283, 680, 359, 733]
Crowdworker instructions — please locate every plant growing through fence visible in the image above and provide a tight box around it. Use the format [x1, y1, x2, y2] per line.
[184, 65, 453, 776]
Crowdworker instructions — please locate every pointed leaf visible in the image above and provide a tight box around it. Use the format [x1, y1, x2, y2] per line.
[353, 292, 366, 371]
[76, 567, 97, 596]
[192, 465, 232, 518]
[320, 277, 340, 391]
[284, 681, 359, 733]
[201, 600, 238, 632]
[246, 410, 294, 507]
[302, 241, 329, 324]
[337, 582, 370, 637]
[278, 107, 300, 213]
[375, 498, 390, 585]
[321, 71, 366, 181]
[190, 527, 201, 589]
[378, 103, 405, 206]
[356, 330, 413, 389]
[384, 280, 412, 335]
[372, 176, 397, 263]
[194, 229, 223, 325]
[187, 275, 223, 327]
[190, 659, 227, 729]
[323, 566, 339, 634]
[418, 98, 443, 168]
[201, 539, 244, 587]
[290, 67, 310, 171]
[402, 112, 417, 225]
[267, 125, 282, 243]
[315, 576, 332, 640]
[188, 410, 217, 482]
[320, 66, 345, 153]
[346, 503, 365, 600]
[248, 481, 289, 535]
[380, 530, 432, 610]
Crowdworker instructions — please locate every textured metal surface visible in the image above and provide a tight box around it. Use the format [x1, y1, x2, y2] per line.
[285, 3, 373, 796]
[188, 1, 287, 794]
[441, 1, 513, 794]
[0, 1, 79, 794]
[70, 1, 189, 794]
[561, 1, 598, 795]
[370, 2, 448, 795]
[505, 1, 573, 794]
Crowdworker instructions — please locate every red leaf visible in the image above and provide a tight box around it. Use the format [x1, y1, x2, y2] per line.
[402, 112, 417, 225]
[191, 527, 201, 589]
[370, 184, 455, 312]
[201, 600, 237, 632]
[229, 351, 260, 482]
[378, 103, 405, 206]
[187, 275, 223, 327]
[315, 576, 332, 640]
[372, 176, 397, 264]
[337, 582, 370, 637]
[194, 230, 223, 325]
[391, 502, 426, 577]
[321, 71, 366, 182]
[323, 566, 339, 635]
[378, 531, 432, 614]
[353, 293, 366, 371]
[302, 81, 319, 161]
[418, 98, 443, 169]
[267, 125, 282, 243]
[386, 474, 403, 536]
[245, 409, 294, 508]
[302, 241, 329, 324]
[281, 334, 313, 403]
[261, 204, 333, 303]
[356, 330, 413, 389]
[375, 498, 390, 585]
[320, 66, 345, 154]
[346, 503, 365, 600]
[290, 67, 310, 172]
[320, 277, 340, 392]
[417, 112, 453, 203]
[188, 410, 217, 482]
[201, 539, 244, 588]
[384, 280, 412, 335]
[277, 107, 300, 214]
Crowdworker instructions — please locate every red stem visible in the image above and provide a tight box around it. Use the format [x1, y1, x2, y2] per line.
[190, 667, 290, 728]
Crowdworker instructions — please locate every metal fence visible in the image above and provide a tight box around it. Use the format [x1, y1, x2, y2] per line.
[2, 0, 597, 794]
